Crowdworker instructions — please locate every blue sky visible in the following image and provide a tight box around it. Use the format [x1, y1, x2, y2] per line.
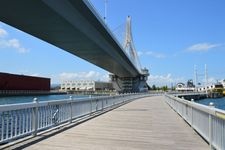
[0, 0, 225, 86]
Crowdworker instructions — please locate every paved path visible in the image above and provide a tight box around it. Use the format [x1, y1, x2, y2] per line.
[11, 96, 209, 149]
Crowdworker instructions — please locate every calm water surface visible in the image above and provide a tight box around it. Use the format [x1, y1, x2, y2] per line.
[0, 94, 89, 105]
[196, 97, 225, 110]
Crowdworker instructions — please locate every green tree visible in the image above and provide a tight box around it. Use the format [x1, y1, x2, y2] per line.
[162, 86, 168, 91]
[152, 85, 156, 90]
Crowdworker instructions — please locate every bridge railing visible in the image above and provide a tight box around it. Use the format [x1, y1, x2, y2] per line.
[0, 93, 149, 144]
[165, 94, 225, 150]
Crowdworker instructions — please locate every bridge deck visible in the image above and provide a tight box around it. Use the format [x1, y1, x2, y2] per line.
[7, 96, 208, 149]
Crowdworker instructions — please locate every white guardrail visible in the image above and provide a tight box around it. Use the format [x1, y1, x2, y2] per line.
[0, 93, 149, 144]
[165, 94, 225, 150]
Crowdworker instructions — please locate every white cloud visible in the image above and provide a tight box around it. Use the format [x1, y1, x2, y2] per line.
[138, 50, 166, 58]
[0, 27, 29, 53]
[198, 77, 216, 85]
[59, 71, 109, 82]
[137, 51, 143, 56]
[146, 51, 166, 58]
[147, 73, 185, 87]
[85, 71, 100, 78]
[0, 28, 8, 38]
[29, 73, 40, 77]
[207, 77, 216, 84]
[8, 39, 29, 53]
[187, 43, 221, 52]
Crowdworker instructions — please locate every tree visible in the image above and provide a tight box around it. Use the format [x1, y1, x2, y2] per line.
[162, 86, 168, 91]
[152, 85, 156, 90]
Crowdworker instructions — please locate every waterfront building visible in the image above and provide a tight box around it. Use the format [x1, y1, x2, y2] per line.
[197, 82, 224, 98]
[0, 72, 50, 95]
[60, 80, 113, 91]
[221, 79, 225, 88]
[221, 80, 225, 96]
[197, 83, 223, 92]
[175, 80, 195, 92]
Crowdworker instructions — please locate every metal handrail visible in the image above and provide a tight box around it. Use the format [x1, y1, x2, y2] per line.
[165, 94, 225, 150]
[0, 93, 149, 144]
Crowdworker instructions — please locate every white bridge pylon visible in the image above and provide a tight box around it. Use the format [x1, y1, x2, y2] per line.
[110, 16, 149, 92]
[123, 16, 142, 72]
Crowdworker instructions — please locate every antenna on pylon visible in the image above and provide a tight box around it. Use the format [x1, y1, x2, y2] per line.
[104, 0, 108, 24]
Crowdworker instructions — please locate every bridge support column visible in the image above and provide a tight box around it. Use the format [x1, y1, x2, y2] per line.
[109, 69, 149, 93]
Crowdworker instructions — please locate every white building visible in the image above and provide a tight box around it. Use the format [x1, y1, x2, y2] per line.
[221, 79, 225, 88]
[197, 83, 223, 92]
[60, 80, 112, 91]
[175, 82, 195, 92]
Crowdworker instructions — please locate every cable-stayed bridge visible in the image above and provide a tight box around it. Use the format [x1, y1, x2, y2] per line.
[0, 0, 149, 92]
[0, 2, 223, 149]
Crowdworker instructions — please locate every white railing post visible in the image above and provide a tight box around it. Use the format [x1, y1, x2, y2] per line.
[90, 95, 93, 115]
[191, 99, 194, 127]
[96, 99, 98, 111]
[181, 97, 184, 116]
[32, 97, 38, 136]
[209, 102, 215, 150]
[69, 96, 73, 123]
[101, 99, 104, 111]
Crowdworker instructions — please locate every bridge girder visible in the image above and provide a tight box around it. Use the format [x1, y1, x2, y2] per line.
[0, 0, 140, 77]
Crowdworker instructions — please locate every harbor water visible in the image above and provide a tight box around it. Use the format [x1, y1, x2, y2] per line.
[196, 97, 225, 110]
[0, 94, 89, 105]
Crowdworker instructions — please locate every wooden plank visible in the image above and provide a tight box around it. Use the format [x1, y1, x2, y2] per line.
[6, 96, 209, 149]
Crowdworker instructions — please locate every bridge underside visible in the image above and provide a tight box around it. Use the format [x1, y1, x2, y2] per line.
[0, 0, 139, 78]
[0, 0, 150, 92]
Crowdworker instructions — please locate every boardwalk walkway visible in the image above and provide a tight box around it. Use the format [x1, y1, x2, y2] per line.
[7, 96, 208, 149]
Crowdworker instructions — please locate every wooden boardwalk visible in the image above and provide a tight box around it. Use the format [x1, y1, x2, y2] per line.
[6, 96, 208, 149]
